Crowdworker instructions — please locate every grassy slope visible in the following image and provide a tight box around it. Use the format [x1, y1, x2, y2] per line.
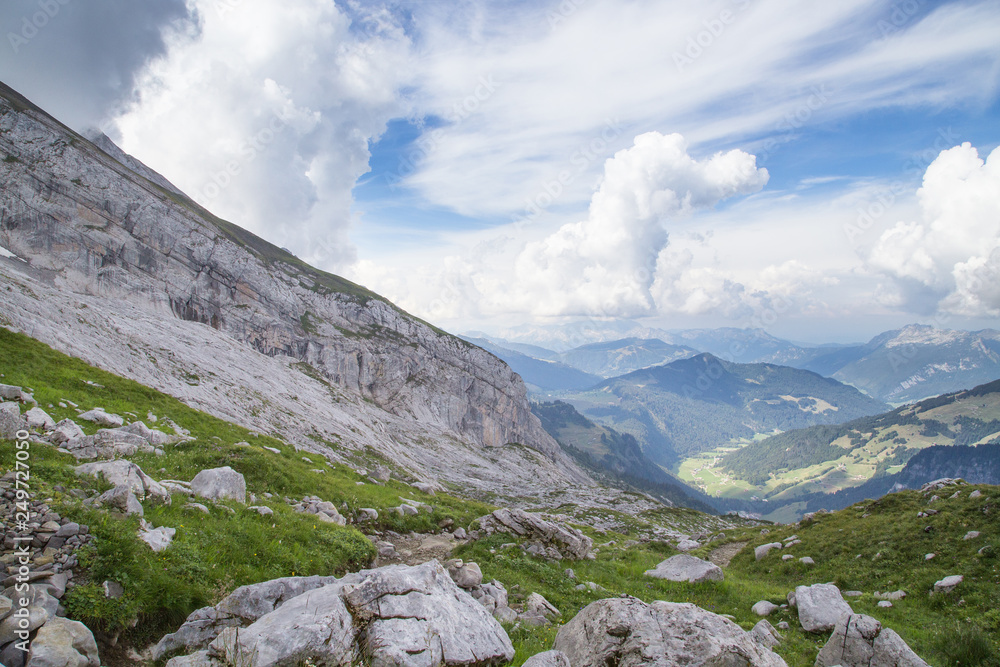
[2, 328, 998, 666]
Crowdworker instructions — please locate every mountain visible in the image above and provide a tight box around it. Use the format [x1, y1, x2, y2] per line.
[531, 400, 717, 513]
[718, 378, 1000, 495]
[0, 80, 592, 501]
[560, 353, 889, 466]
[460, 336, 602, 391]
[803, 324, 1000, 403]
[556, 337, 699, 378]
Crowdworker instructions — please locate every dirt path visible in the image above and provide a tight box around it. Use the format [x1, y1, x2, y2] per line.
[708, 541, 748, 567]
[376, 532, 459, 566]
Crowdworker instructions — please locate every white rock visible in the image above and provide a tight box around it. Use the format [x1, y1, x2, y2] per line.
[751, 620, 782, 648]
[933, 575, 963, 592]
[78, 408, 124, 427]
[963, 531, 980, 540]
[799, 557, 815, 565]
[24, 407, 56, 431]
[139, 524, 177, 552]
[25, 617, 100, 667]
[525, 592, 560, 620]
[755, 542, 783, 561]
[644, 554, 724, 583]
[95, 485, 144, 517]
[191, 466, 246, 504]
[877, 600, 893, 608]
[816, 614, 929, 667]
[523, 650, 571, 667]
[476, 508, 592, 560]
[675, 539, 700, 552]
[795, 584, 853, 633]
[49, 418, 84, 445]
[752, 601, 779, 617]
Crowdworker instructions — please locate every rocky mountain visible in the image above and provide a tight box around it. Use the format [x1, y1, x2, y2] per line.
[459, 336, 602, 391]
[802, 324, 1000, 403]
[560, 353, 889, 466]
[0, 80, 592, 502]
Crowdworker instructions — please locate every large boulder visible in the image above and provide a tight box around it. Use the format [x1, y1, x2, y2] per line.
[191, 467, 246, 504]
[795, 584, 853, 633]
[475, 508, 592, 559]
[0, 384, 33, 403]
[206, 561, 513, 667]
[49, 418, 85, 445]
[553, 597, 787, 667]
[153, 575, 339, 661]
[24, 407, 55, 431]
[0, 401, 24, 439]
[644, 554, 723, 583]
[816, 614, 929, 667]
[75, 460, 170, 504]
[63, 429, 145, 460]
[25, 617, 100, 667]
[523, 651, 571, 667]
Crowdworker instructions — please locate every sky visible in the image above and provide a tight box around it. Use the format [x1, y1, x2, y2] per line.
[1, 0, 999, 344]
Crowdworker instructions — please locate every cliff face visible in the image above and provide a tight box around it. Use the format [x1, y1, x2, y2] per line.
[0, 82, 591, 498]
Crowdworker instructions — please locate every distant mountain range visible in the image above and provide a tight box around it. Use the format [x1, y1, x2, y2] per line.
[470, 323, 1000, 403]
[557, 353, 889, 466]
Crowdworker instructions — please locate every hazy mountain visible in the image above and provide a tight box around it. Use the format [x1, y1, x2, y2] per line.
[804, 324, 1000, 403]
[555, 337, 699, 378]
[460, 336, 602, 391]
[561, 353, 889, 466]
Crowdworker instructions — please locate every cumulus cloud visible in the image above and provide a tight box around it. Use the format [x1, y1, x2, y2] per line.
[868, 143, 1000, 316]
[111, 0, 412, 268]
[0, 0, 191, 130]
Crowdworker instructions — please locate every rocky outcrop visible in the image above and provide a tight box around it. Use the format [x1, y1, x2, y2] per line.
[190, 467, 246, 504]
[815, 614, 929, 667]
[0, 81, 590, 501]
[163, 562, 514, 667]
[475, 509, 593, 559]
[553, 597, 787, 667]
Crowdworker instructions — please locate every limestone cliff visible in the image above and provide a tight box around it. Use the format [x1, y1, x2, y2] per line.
[0, 81, 592, 500]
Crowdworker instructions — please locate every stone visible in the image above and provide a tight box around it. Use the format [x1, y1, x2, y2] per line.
[75, 460, 170, 504]
[103, 581, 125, 599]
[0, 594, 12, 620]
[969, 490, 982, 499]
[525, 592, 560, 619]
[675, 539, 700, 552]
[874, 591, 906, 601]
[964, 531, 980, 540]
[799, 556, 815, 565]
[815, 614, 929, 667]
[95, 485, 144, 517]
[795, 584, 853, 633]
[24, 407, 56, 431]
[751, 620, 782, 648]
[0, 384, 33, 403]
[1, 640, 28, 667]
[25, 617, 100, 667]
[878, 600, 893, 608]
[165, 651, 217, 667]
[777, 621, 789, 631]
[153, 575, 340, 660]
[453, 527, 467, 540]
[248, 506, 273, 516]
[933, 575, 963, 592]
[55, 522, 81, 538]
[448, 561, 483, 589]
[357, 508, 378, 522]
[77, 408, 124, 428]
[475, 508, 592, 560]
[523, 650, 571, 667]
[191, 467, 246, 504]
[781, 554, 794, 561]
[755, 542, 783, 561]
[184, 502, 210, 514]
[0, 401, 24, 439]
[554, 597, 787, 667]
[140, 522, 177, 552]
[752, 600, 779, 617]
[644, 554, 724, 583]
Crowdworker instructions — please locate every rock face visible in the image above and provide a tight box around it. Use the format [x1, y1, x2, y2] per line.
[475, 509, 593, 559]
[644, 554, 724, 583]
[160, 563, 513, 667]
[795, 584, 853, 633]
[0, 81, 589, 501]
[815, 614, 929, 667]
[553, 597, 787, 667]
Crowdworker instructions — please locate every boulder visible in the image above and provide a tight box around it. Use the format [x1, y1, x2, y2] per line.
[0, 384, 33, 403]
[165, 651, 218, 667]
[24, 407, 55, 431]
[95, 485, 144, 517]
[752, 601, 778, 617]
[75, 460, 170, 504]
[816, 613, 929, 667]
[933, 575, 963, 592]
[191, 467, 246, 504]
[755, 542, 783, 561]
[644, 554, 723, 583]
[208, 561, 513, 667]
[63, 429, 145, 460]
[476, 508, 592, 559]
[139, 521, 176, 552]
[523, 650, 571, 667]
[963, 531, 980, 540]
[447, 560, 483, 589]
[751, 620, 782, 648]
[153, 575, 340, 660]
[675, 539, 700, 552]
[49, 418, 84, 445]
[25, 617, 100, 667]
[525, 592, 560, 620]
[795, 584, 853, 633]
[77, 408, 124, 427]
[553, 597, 787, 667]
[0, 401, 24, 439]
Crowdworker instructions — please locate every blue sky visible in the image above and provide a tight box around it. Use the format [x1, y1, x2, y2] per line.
[2, 0, 999, 343]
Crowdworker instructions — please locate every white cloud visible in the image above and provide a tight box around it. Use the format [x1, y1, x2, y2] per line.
[111, 0, 413, 268]
[869, 143, 1000, 316]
